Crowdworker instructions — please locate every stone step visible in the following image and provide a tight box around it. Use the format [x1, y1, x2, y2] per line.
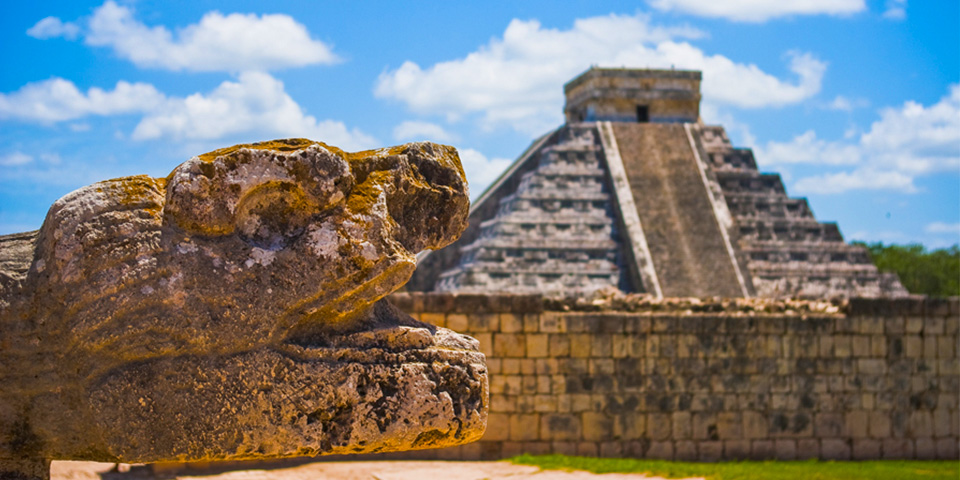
[611, 123, 745, 298]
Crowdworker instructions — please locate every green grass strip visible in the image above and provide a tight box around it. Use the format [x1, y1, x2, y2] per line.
[509, 454, 959, 480]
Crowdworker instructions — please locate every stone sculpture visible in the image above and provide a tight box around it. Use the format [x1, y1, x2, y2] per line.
[0, 139, 485, 480]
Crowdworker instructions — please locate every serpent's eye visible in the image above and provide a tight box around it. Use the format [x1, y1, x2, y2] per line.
[235, 182, 315, 249]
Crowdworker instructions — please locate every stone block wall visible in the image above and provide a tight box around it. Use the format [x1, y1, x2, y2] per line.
[386, 293, 959, 461]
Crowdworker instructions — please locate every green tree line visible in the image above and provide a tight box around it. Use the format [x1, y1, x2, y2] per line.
[855, 242, 960, 297]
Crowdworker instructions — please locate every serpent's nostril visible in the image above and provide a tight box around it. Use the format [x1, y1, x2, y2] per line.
[235, 182, 314, 249]
[198, 162, 216, 179]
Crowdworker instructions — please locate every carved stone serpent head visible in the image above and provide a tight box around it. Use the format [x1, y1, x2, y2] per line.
[0, 139, 485, 479]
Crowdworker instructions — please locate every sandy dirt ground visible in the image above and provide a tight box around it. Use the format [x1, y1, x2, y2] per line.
[51, 460, 705, 480]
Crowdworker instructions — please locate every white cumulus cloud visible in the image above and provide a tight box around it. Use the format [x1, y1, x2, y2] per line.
[0, 72, 375, 150]
[26, 16, 80, 40]
[824, 95, 869, 112]
[848, 230, 910, 245]
[132, 72, 376, 151]
[0, 152, 34, 167]
[375, 14, 825, 135]
[883, 0, 907, 20]
[648, 0, 866, 22]
[829, 96, 854, 112]
[393, 121, 459, 143]
[0, 77, 164, 122]
[758, 84, 960, 194]
[925, 222, 960, 235]
[695, 49, 825, 108]
[757, 130, 862, 166]
[31, 1, 338, 72]
[859, 85, 960, 175]
[793, 168, 916, 194]
[457, 148, 513, 199]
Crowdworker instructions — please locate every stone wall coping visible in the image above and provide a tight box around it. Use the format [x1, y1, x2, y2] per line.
[389, 292, 959, 316]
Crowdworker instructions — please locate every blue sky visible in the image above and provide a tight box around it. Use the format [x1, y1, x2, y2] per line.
[1, 0, 958, 247]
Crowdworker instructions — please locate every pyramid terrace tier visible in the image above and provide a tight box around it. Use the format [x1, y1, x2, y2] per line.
[714, 171, 787, 195]
[750, 269, 907, 299]
[706, 148, 759, 172]
[448, 246, 619, 277]
[525, 149, 605, 174]
[460, 237, 619, 252]
[518, 164, 606, 178]
[540, 139, 601, 153]
[533, 155, 605, 171]
[479, 213, 614, 228]
[496, 193, 613, 216]
[514, 172, 608, 195]
[436, 269, 621, 294]
[518, 162, 605, 177]
[498, 188, 611, 201]
[440, 255, 619, 274]
[476, 218, 616, 240]
[742, 242, 874, 265]
[750, 262, 885, 276]
[724, 195, 815, 220]
[441, 265, 620, 283]
[736, 219, 845, 243]
[694, 125, 734, 150]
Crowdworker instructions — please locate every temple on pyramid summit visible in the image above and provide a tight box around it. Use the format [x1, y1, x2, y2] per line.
[409, 67, 907, 299]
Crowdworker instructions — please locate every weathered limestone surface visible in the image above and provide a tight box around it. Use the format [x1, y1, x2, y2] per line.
[0, 139, 486, 479]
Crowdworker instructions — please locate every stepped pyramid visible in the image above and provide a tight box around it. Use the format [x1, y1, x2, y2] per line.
[411, 67, 907, 299]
